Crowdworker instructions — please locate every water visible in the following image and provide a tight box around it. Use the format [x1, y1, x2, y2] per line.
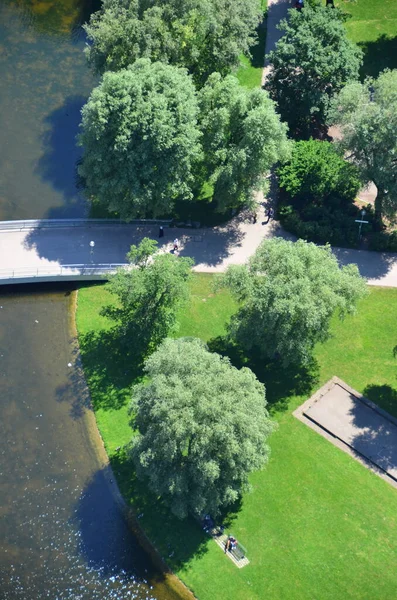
[0, 4, 184, 598]
[0, 287, 181, 599]
[0, 0, 96, 221]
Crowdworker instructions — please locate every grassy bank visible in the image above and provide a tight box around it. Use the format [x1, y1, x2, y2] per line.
[76, 276, 397, 600]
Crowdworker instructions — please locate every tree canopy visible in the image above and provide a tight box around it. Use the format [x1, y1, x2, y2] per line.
[84, 0, 262, 86]
[222, 238, 367, 366]
[78, 59, 201, 220]
[103, 238, 193, 358]
[265, 6, 362, 138]
[328, 69, 397, 224]
[198, 73, 290, 211]
[277, 139, 360, 208]
[130, 337, 274, 519]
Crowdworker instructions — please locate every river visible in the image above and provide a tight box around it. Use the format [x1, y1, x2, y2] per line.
[0, 2, 184, 598]
[0, 0, 95, 221]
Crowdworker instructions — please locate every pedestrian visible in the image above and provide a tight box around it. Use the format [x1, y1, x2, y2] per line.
[252, 212, 257, 224]
[173, 238, 179, 252]
[224, 538, 231, 553]
[159, 226, 164, 238]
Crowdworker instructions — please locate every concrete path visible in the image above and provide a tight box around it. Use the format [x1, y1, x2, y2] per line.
[1, 211, 397, 286]
[262, 0, 290, 85]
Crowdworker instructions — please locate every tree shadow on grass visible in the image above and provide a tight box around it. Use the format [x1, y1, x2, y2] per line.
[78, 326, 145, 412]
[208, 335, 319, 414]
[363, 384, 397, 420]
[109, 448, 210, 572]
[358, 35, 397, 79]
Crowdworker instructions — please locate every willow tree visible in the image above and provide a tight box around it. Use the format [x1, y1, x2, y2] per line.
[328, 69, 397, 225]
[78, 59, 201, 219]
[130, 337, 274, 519]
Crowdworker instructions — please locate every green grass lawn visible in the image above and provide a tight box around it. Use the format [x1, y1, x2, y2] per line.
[236, 1, 267, 89]
[336, 0, 397, 77]
[76, 277, 397, 600]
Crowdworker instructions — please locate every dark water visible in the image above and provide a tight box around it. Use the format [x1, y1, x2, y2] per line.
[0, 287, 180, 599]
[0, 0, 96, 221]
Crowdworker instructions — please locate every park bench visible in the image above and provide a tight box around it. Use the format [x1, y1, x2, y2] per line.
[200, 516, 249, 568]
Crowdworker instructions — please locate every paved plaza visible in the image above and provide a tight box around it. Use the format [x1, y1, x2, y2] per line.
[294, 377, 397, 488]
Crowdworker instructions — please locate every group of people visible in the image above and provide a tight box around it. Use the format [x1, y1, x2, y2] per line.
[294, 0, 334, 9]
[158, 226, 179, 252]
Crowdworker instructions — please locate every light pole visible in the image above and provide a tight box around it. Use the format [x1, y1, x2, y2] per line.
[355, 209, 368, 241]
[90, 240, 95, 263]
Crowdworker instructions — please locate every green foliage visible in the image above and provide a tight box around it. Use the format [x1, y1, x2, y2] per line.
[103, 238, 194, 359]
[222, 238, 368, 366]
[277, 140, 364, 246]
[78, 59, 202, 220]
[278, 140, 360, 206]
[265, 6, 362, 138]
[130, 337, 274, 519]
[198, 73, 290, 211]
[328, 69, 397, 222]
[368, 230, 397, 252]
[84, 0, 262, 86]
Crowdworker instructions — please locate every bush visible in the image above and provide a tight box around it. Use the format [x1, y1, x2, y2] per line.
[277, 140, 369, 248]
[368, 231, 397, 252]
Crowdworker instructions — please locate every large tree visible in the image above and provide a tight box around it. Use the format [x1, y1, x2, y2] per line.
[198, 73, 290, 212]
[277, 139, 360, 208]
[222, 238, 367, 366]
[130, 337, 274, 519]
[328, 69, 397, 224]
[103, 238, 193, 357]
[78, 59, 201, 220]
[265, 6, 362, 138]
[84, 0, 262, 86]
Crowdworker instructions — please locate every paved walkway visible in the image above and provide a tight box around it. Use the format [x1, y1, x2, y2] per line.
[1, 211, 397, 286]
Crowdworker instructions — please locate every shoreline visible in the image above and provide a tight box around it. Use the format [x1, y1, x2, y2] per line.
[69, 289, 197, 600]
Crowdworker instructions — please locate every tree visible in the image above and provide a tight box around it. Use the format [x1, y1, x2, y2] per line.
[103, 238, 194, 357]
[328, 69, 397, 224]
[277, 139, 360, 208]
[78, 59, 201, 220]
[130, 337, 274, 519]
[198, 73, 290, 212]
[265, 6, 362, 138]
[222, 238, 367, 366]
[84, 0, 262, 86]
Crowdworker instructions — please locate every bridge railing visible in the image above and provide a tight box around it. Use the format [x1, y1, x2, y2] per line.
[0, 218, 172, 231]
[0, 263, 127, 280]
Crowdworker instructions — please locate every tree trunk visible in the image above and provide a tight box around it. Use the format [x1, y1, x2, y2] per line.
[374, 186, 385, 231]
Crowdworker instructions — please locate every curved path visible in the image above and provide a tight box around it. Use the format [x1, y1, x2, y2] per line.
[0, 211, 397, 286]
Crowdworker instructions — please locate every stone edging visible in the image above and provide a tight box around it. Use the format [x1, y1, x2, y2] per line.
[69, 290, 197, 600]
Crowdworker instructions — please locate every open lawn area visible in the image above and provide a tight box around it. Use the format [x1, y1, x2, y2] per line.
[336, 0, 397, 77]
[236, 0, 267, 89]
[76, 276, 397, 600]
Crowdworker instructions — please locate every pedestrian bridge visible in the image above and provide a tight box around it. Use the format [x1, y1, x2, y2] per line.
[1, 217, 397, 287]
[0, 218, 171, 285]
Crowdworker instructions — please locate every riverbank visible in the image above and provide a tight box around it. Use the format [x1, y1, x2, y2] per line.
[70, 290, 197, 600]
[75, 276, 397, 600]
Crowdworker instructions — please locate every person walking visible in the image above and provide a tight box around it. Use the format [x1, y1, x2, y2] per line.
[173, 238, 179, 252]
[159, 226, 164, 238]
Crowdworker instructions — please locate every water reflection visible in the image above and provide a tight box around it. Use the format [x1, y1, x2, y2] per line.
[0, 287, 174, 599]
[0, 0, 96, 220]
